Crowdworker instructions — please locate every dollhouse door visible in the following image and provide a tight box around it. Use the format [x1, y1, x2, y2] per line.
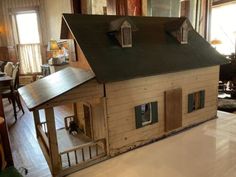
[164, 88, 182, 132]
[83, 104, 93, 139]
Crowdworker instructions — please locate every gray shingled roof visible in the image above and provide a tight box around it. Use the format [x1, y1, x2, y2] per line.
[165, 17, 193, 32]
[61, 14, 228, 83]
[108, 17, 138, 32]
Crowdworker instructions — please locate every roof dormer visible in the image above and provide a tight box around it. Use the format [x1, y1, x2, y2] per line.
[165, 17, 193, 44]
[108, 18, 137, 48]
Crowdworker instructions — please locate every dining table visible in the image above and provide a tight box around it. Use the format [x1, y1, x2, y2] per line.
[0, 75, 13, 86]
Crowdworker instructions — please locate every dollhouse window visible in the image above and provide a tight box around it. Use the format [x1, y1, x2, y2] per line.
[180, 26, 188, 44]
[188, 90, 205, 113]
[108, 18, 137, 48]
[135, 101, 158, 129]
[165, 17, 192, 44]
[121, 21, 132, 47]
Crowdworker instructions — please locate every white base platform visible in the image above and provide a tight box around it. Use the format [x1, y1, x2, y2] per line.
[68, 111, 236, 177]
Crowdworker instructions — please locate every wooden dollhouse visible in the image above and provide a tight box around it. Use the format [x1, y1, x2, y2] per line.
[19, 15, 227, 177]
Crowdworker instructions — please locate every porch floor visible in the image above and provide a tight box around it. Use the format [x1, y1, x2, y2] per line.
[56, 128, 105, 169]
[57, 128, 91, 153]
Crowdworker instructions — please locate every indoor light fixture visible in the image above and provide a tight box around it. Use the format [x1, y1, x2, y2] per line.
[210, 38, 222, 51]
[210, 39, 222, 45]
[47, 40, 59, 58]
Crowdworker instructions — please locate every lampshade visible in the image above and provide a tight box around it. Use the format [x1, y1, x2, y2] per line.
[47, 40, 59, 51]
[210, 39, 222, 45]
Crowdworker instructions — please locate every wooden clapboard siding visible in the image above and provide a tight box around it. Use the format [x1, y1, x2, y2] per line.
[36, 79, 104, 110]
[67, 31, 92, 70]
[105, 66, 219, 155]
[76, 101, 106, 140]
[91, 100, 106, 140]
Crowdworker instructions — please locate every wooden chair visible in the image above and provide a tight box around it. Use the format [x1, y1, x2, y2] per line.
[3, 62, 14, 77]
[1, 65, 24, 121]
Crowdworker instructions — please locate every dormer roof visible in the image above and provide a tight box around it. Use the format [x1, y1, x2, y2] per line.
[108, 17, 138, 32]
[165, 17, 193, 32]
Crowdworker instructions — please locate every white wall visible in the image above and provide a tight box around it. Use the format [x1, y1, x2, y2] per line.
[43, 0, 72, 41]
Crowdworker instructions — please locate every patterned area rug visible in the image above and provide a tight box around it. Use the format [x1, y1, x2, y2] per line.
[0, 166, 23, 177]
[218, 98, 236, 112]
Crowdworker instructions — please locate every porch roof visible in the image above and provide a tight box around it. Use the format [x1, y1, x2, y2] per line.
[18, 67, 95, 111]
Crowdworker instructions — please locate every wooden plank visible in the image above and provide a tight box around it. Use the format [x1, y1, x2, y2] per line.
[0, 95, 13, 167]
[38, 137, 52, 172]
[18, 67, 95, 111]
[60, 138, 106, 155]
[107, 95, 217, 138]
[165, 88, 182, 132]
[106, 78, 218, 103]
[36, 79, 103, 110]
[106, 66, 219, 92]
[33, 110, 41, 138]
[105, 66, 219, 154]
[58, 156, 108, 177]
[70, 41, 92, 70]
[102, 97, 110, 155]
[73, 103, 79, 125]
[91, 100, 106, 140]
[37, 125, 49, 150]
[45, 107, 61, 176]
[83, 104, 92, 138]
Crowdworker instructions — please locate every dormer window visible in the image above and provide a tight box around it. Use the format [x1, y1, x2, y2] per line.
[165, 17, 193, 44]
[121, 21, 132, 47]
[108, 17, 137, 48]
[180, 22, 188, 44]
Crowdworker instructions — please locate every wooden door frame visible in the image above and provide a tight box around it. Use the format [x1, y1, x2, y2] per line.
[164, 88, 183, 132]
[83, 102, 94, 140]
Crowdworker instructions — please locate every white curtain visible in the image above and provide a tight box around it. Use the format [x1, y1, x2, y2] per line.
[18, 44, 42, 74]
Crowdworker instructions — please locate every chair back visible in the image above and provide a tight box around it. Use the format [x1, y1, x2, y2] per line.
[4, 62, 14, 77]
[12, 66, 19, 90]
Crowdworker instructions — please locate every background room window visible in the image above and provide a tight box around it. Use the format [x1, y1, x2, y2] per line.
[210, 2, 236, 55]
[135, 102, 158, 129]
[188, 90, 205, 113]
[16, 13, 40, 44]
[13, 10, 42, 74]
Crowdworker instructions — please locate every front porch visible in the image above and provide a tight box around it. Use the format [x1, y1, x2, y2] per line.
[34, 104, 107, 177]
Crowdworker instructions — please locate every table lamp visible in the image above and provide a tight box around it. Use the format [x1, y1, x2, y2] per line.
[211, 39, 222, 45]
[47, 40, 59, 58]
[210, 39, 222, 51]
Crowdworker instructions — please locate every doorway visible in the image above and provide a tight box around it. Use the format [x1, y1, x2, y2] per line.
[83, 104, 93, 139]
[165, 88, 182, 132]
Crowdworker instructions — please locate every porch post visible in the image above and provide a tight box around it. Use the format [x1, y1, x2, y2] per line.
[33, 110, 40, 137]
[45, 107, 61, 176]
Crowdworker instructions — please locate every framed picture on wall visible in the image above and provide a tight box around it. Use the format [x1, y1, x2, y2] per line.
[57, 39, 77, 62]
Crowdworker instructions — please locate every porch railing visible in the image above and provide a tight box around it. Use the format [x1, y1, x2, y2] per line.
[60, 138, 107, 168]
[37, 122, 49, 150]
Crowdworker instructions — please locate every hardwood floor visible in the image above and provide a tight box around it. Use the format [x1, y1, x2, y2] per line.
[4, 99, 73, 177]
[5, 97, 236, 177]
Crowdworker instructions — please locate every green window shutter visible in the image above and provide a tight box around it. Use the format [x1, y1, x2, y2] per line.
[151, 102, 158, 124]
[200, 90, 205, 108]
[188, 93, 194, 113]
[135, 105, 142, 129]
